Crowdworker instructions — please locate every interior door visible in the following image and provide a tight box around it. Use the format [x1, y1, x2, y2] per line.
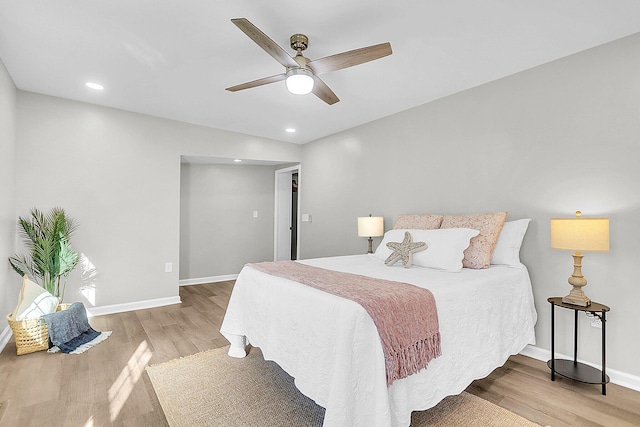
[274, 166, 300, 261]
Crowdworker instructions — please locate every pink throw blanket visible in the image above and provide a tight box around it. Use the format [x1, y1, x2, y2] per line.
[247, 261, 441, 386]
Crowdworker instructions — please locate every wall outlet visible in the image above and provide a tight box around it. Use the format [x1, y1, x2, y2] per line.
[302, 214, 312, 223]
[253, 210, 258, 218]
[165, 262, 173, 273]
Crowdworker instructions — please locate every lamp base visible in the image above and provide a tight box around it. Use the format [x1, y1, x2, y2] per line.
[562, 287, 591, 307]
[561, 252, 591, 306]
[367, 237, 374, 254]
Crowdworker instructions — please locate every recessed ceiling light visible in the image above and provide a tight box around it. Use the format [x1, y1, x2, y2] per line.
[85, 81, 104, 90]
[233, 159, 242, 163]
[285, 128, 296, 133]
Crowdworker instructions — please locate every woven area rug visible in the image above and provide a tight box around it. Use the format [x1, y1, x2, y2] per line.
[147, 346, 540, 427]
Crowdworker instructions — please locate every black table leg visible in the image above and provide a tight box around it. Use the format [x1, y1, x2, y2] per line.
[550, 301, 555, 381]
[602, 310, 607, 395]
[573, 309, 578, 365]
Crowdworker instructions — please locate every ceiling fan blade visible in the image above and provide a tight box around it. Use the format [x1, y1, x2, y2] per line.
[231, 18, 299, 69]
[307, 42, 392, 75]
[312, 76, 340, 105]
[226, 73, 287, 92]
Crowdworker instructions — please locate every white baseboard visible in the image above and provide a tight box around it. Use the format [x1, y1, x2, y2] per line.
[0, 325, 12, 353]
[179, 274, 238, 286]
[520, 344, 640, 392]
[85, 296, 181, 317]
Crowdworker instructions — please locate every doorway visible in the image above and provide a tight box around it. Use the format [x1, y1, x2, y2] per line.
[274, 165, 301, 261]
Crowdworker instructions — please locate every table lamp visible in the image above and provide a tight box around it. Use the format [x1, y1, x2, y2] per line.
[357, 215, 384, 254]
[550, 211, 609, 306]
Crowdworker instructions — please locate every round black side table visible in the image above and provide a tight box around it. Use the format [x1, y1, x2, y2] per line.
[547, 297, 610, 395]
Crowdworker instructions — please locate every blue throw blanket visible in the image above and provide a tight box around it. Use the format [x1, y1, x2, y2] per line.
[41, 302, 110, 354]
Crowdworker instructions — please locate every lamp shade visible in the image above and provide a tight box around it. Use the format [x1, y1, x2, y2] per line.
[358, 216, 384, 237]
[550, 214, 609, 252]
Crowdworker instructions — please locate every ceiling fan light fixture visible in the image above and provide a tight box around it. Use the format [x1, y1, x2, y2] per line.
[285, 68, 314, 95]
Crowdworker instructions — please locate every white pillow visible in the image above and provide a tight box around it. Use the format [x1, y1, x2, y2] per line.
[374, 228, 480, 272]
[12, 275, 59, 320]
[490, 219, 531, 267]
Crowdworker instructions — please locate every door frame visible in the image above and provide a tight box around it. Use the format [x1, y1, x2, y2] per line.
[274, 165, 301, 261]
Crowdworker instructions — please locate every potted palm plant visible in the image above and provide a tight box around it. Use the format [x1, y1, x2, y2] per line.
[8, 207, 80, 301]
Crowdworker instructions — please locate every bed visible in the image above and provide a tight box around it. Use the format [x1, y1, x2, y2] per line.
[220, 215, 537, 427]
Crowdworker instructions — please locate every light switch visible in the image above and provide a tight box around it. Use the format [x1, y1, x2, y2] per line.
[253, 211, 258, 218]
[165, 262, 173, 273]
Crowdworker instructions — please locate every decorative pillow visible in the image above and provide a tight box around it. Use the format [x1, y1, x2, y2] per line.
[12, 275, 59, 320]
[374, 228, 480, 272]
[392, 214, 443, 230]
[440, 212, 508, 269]
[384, 231, 428, 268]
[491, 219, 531, 267]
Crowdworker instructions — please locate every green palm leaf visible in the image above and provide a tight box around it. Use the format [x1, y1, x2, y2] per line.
[8, 207, 80, 299]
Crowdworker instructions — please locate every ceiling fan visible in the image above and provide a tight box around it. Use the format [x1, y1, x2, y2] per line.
[225, 18, 392, 105]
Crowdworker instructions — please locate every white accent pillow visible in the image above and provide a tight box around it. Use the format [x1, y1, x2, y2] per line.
[374, 228, 480, 272]
[490, 219, 531, 267]
[12, 275, 59, 320]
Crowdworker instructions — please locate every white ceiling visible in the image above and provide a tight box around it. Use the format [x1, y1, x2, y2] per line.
[1, 1, 639, 144]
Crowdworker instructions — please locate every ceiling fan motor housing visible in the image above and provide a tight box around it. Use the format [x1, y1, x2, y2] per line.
[290, 34, 309, 52]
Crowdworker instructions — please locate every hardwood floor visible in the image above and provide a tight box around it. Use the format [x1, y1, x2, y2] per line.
[1, 281, 639, 426]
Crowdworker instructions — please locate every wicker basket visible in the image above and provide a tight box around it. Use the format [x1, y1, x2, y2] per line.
[6, 304, 69, 356]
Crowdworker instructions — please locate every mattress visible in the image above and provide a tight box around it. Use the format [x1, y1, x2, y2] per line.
[220, 254, 537, 427]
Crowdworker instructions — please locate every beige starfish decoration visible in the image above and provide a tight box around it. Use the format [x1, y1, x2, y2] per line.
[384, 231, 428, 268]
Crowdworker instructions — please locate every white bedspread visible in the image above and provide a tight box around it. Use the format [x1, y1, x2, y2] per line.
[220, 254, 537, 427]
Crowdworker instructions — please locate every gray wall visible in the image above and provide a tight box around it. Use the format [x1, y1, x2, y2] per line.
[0, 59, 17, 319]
[180, 163, 277, 279]
[300, 33, 640, 377]
[15, 91, 301, 307]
